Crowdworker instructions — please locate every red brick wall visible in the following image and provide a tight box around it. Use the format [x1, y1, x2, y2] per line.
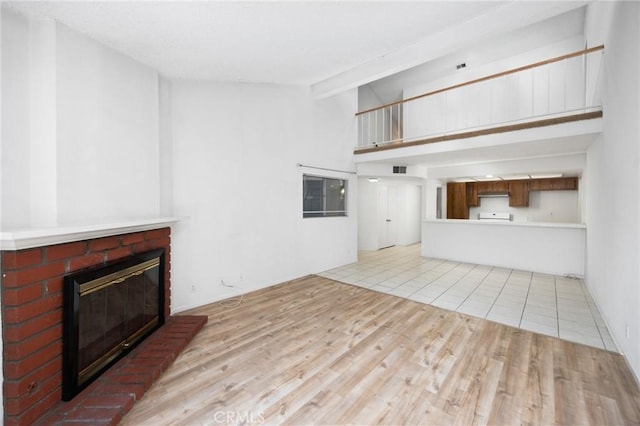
[1, 228, 171, 426]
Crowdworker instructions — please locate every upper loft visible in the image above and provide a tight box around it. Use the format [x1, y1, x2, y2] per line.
[354, 45, 604, 158]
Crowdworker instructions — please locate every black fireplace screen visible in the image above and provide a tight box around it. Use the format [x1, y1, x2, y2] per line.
[62, 249, 165, 401]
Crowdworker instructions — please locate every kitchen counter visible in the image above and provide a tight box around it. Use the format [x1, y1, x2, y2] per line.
[422, 219, 586, 276]
[425, 218, 586, 229]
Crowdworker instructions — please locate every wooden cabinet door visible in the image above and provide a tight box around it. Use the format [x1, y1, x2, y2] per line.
[477, 180, 508, 193]
[508, 180, 529, 207]
[466, 182, 479, 207]
[529, 177, 578, 191]
[490, 180, 509, 192]
[476, 181, 491, 194]
[448, 178, 576, 215]
[552, 177, 578, 190]
[529, 178, 549, 191]
[447, 182, 469, 219]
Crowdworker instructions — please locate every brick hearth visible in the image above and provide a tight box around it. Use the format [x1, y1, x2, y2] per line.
[0, 227, 180, 425]
[34, 315, 208, 426]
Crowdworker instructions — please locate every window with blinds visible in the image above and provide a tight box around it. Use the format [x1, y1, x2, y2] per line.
[303, 175, 347, 218]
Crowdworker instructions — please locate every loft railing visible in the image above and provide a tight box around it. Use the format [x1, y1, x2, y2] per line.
[356, 45, 604, 149]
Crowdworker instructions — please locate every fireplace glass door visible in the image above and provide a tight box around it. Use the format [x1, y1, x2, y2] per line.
[63, 249, 165, 400]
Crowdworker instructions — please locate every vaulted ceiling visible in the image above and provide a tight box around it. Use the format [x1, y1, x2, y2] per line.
[6, 1, 589, 98]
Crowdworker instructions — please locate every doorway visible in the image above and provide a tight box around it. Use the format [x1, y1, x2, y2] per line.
[357, 178, 422, 251]
[378, 185, 398, 249]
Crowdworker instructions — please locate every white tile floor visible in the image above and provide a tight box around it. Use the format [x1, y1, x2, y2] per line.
[319, 244, 618, 352]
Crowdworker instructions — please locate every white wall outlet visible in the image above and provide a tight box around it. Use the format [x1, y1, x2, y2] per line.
[625, 323, 630, 339]
[191, 284, 197, 293]
[221, 276, 243, 286]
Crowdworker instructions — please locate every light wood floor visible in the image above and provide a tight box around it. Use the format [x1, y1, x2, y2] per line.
[122, 275, 640, 425]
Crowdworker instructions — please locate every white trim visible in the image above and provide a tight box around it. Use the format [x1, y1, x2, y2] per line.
[0, 217, 183, 250]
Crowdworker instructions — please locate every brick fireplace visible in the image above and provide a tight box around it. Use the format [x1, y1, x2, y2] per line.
[0, 224, 187, 425]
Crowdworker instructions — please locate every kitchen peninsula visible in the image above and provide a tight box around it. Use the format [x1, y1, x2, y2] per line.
[424, 176, 585, 276]
[422, 219, 585, 276]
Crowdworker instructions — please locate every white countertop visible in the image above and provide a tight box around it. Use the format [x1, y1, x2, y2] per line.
[0, 217, 183, 250]
[424, 218, 586, 229]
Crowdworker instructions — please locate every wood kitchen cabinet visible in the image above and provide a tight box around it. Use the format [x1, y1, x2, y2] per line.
[529, 177, 578, 191]
[447, 182, 469, 219]
[466, 182, 479, 207]
[447, 177, 578, 218]
[529, 178, 552, 191]
[476, 180, 509, 194]
[553, 177, 578, 190]
[508, 180, 530, 207]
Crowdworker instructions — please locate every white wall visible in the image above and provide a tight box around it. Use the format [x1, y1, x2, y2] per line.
[55, 22, 160, 225]
[0, 10, 161, 229]
[424, 179, 442, 220]
[168, 82, 358, 312]
[158, 76, 174, 216]
[1, 7, 30, 228]
[402, 36, 587, 141]
[583, 1, 640, 381]
[396, 184, 422, 245]
[357, 178, 379, 250]
[358, 85, 384, 111]
[469, 190, 580, 223]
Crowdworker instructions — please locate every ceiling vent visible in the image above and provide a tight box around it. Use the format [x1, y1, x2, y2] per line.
[393, 165, 407, 174]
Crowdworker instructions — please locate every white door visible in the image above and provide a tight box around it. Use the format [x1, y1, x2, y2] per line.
[378, 185, 398, 249]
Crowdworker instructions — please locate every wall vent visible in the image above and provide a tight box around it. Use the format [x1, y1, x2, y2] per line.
[393, 166, 407, 174]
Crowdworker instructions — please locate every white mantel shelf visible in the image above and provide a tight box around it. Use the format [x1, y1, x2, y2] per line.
[0, 217, 183, 251]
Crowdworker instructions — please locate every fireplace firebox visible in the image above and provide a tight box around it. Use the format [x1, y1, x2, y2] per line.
[62, 249, 165, 400]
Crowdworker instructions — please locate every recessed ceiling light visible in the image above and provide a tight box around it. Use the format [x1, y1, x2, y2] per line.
[501, 175, 531, 180]
[530, 173, 563, 179]
[368, 177, 379, 183]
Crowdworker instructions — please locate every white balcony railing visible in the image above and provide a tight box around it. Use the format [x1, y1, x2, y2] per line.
[356, 46, 604, 149]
